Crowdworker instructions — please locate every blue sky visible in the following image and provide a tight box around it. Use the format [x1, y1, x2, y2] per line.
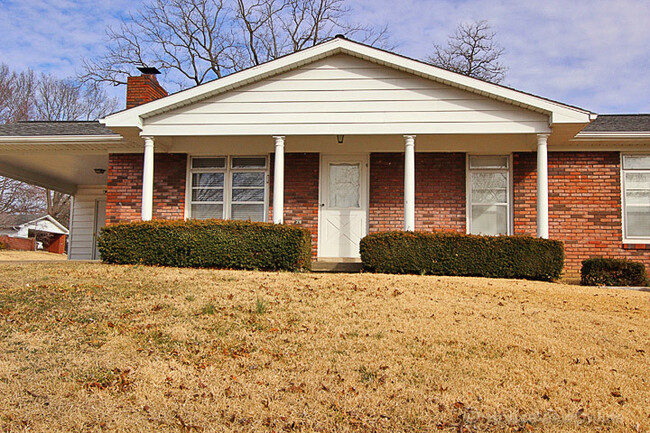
[1, 0, 648, 113]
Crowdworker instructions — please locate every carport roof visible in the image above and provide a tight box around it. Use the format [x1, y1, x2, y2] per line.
[0, 121, 118, 137]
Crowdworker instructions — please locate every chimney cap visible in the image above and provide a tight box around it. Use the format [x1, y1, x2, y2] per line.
[137, 66, 161, 75]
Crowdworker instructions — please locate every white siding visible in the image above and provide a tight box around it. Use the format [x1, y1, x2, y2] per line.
[144, 54, 550, 136]
[68, 185, 105, 260]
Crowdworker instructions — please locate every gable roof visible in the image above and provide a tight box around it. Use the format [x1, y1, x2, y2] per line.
[103, 37, 595, 130]
[0, 214, 68, 233]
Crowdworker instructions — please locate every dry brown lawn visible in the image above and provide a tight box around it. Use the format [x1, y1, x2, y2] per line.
[0, 263, 648, 432]
[0, 250, 67, 261]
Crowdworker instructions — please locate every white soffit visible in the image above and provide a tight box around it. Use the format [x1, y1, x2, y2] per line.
[102, 38, 595, 129]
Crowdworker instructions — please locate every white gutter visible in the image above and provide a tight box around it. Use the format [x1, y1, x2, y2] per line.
[0, 135, 124, 144]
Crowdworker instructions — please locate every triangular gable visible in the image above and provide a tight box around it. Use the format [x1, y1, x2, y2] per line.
[103, 37, 595, 131]
[20, 215, 69, 234]
[142, 54, 554, 136]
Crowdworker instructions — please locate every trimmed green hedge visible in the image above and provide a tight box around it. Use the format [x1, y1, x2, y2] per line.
[581, 257, 648, 287]
[98, 219, 312, 271]
[360, 231, 564, 281]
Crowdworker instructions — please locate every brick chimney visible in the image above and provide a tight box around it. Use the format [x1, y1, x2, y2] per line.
[126, 67, 167, 109]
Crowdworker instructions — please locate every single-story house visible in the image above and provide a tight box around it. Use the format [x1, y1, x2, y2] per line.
[0, 37, 648, 273]
[0, 214, 68, 254]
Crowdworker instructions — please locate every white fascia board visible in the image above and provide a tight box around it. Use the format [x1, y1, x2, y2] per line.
[103, 38, 594, 129]
[573, 132, 650, 140]
[0, 135, 124, 144]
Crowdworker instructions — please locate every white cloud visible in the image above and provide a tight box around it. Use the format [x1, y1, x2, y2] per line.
[0, 0, 647, 113]
[348, 0, 650, 113]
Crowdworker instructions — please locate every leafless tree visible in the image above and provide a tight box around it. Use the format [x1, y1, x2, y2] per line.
[0, 177, 44, 215]
[0, 64, 36, 123]
[45, 190, 71, 227]
[1, 65, 117, 227]
[80, 0, 390, 90]
[427, 20, 507, 84]
[35, 74, 118, 121]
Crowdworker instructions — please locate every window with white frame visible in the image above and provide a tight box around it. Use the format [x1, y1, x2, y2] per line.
[622, 155, 650, 241]
[189, 156, 267, 222]
[468, 155, 511, 236]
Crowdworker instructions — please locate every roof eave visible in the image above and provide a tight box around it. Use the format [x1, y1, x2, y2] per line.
[573, 131, 650, 141]
[0, 135, 123, 144]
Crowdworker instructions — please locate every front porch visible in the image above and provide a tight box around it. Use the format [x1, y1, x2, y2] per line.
[108, 132, 553, 261]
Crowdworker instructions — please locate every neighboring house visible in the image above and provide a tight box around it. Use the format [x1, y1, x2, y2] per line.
[0, 214, 68, 254]
[0, 37, 648, 272]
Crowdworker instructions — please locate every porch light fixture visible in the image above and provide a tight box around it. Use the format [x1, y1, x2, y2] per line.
[336, 135, 345, 144]
[94, 168, 106, 174]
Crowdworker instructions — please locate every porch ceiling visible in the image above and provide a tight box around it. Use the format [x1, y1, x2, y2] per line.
[0, 153, 109, 194]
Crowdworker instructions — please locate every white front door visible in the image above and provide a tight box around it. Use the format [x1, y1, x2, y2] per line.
[319, 155, 368, 258]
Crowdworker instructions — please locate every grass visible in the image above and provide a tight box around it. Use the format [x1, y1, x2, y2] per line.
[0, 250, 67, 261]
[0, 262, 648, 432]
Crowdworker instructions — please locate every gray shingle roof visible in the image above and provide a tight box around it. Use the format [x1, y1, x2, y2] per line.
[581, 114, 650, 133]
[0, 213, 42, 229]
[0, 121, 118, 136]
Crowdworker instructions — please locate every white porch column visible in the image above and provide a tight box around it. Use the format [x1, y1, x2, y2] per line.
[403, 135, 416, 231]
[141, 136, 154, 221]
[273, 136, 285, 224]
[536, 133, 550, 238]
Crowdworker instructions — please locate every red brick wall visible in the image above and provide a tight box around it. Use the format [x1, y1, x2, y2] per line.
[369, 153, 403, 231]
[45, 234, 66, 254]
[416, 153, 466, 232]
[0, 235, 35, 251]
[126, 75, 167, 109]
[269, 153, 320, 255]
[106, 153, 187, 224]
[514, 151, 650, 274]
[369, 153, 466, 233]
[513, 152, 538, 235]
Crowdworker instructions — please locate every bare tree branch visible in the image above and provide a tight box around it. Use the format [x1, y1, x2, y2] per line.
[426, 20, 507, 84]
[1, 64, 116, 226]
[80, 0, 391, 90]
[0, 65, 36, 123]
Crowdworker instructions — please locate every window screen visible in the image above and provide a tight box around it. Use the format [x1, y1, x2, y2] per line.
[468, 156, 510, 236]
[623, 155, 650, 239]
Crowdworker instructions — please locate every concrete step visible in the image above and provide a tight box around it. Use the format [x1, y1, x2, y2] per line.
[311, 260, 363, 273]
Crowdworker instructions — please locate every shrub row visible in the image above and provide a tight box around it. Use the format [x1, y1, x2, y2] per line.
[360, 231, 564, 281]
[98, 219, 312, 271]
[581, 258, 648, 287]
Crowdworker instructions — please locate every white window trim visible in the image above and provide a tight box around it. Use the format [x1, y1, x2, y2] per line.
[621, 153, 650, 244]
[186, 155, 269, 222]
[466, 154, 513, 236]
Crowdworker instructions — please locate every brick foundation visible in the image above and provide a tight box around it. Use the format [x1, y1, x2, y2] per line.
[369, 152, 466, 233]
[107, 153, 187, 224]
[514, 151, 650, 274]
[269, 153, 320, 255]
